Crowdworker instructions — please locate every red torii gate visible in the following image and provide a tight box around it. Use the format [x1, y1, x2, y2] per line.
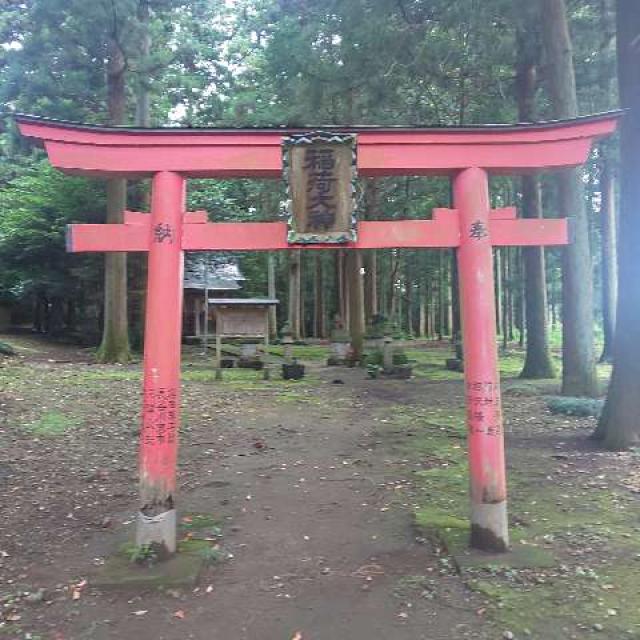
[17, 112, 619, 554]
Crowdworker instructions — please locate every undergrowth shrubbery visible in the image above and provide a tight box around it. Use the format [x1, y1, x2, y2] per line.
[546, 396, 604, 418]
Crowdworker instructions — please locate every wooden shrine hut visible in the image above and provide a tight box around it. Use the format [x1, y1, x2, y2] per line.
[182, 252, 244, 338]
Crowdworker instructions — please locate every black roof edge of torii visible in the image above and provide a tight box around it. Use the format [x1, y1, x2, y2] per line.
[11, 110, 625, 135]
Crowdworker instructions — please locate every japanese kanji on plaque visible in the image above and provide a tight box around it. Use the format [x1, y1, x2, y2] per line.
[283, 132, 357, 244]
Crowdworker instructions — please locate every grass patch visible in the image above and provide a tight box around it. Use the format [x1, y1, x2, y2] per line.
[267, 344, 328, 362]
[62, 368, 141, 383]
[24, 411, 81, 436]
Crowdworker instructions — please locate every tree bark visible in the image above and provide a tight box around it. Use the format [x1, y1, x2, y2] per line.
[388, 251, 398, 325]
[135, 0, 151, 128]
[594, 0, 640, 447]
[364, 251, 377, 325]
[515, 20, 556, 377]
[346, 250, 365, 360]
[268, 253, 277, 339]
[405, 255, 414, 337]
[288, 250, 301, 339]
[599, 161, 617, 362]
[520, 177, 556, 377]
[97, 35, 130, 363]
[337, 249, 349, 327]
[501, 249, 509, 350]
[314, 253, 326, 338]
[299, 255, 306, 339]
[495, 248, 503, 336]
[450, 250, 460, 340]
[363, 178, 379, 326]
[437, 251, 445, 340]
[419, 281, 427, 337]
[541, 0, 598, 396]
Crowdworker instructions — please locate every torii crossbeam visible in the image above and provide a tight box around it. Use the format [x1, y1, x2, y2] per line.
[17, 112, 620, 554]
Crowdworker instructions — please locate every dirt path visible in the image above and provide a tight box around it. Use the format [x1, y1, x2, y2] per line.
[4, 336, 638, 639]
[157, 374, 484, 640]
[0, 340, 489, 640]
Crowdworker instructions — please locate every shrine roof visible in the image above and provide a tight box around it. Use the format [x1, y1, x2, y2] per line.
[208, 298, 279, 306]
[183, 253, 244, 291]
[14, 111, 622, 134]
[15, 111, 622, 178]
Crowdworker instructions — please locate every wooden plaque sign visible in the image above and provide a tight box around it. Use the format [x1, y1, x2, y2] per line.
[216, 307, 267, 337]
[283, 132, 357, 244]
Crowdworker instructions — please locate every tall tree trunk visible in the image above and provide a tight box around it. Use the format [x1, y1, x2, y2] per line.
[495, 248, 503, 336]
[541, 0, 598, 396]
[299, 260, 306, 339]
[135, 0, 151, 128]
[516, 20, 556, 377]
[595, 0, 640, 447]
[450, 250, 460, 340]
[128, 0, 152, 351]
[437, 251, 445, 340]
[314, 253, 326, 338]
[346, 250, 365, 360]
[388, 251, 398, 324]
[288, 250, 301, 339]
[97, 35, 131, 363]
[364, 251, 378, 325]
[520, 178, 556, 377]
[339, 250, 349, 328]
[502, 249, 509, 350]
[405, 255, 413, 337]
[363, 178, 379, 326]
[268, 253, 277, 339]
[516, 250, 525, 348]
[599, 160, 617, 362]
[419, 281, 427, 338]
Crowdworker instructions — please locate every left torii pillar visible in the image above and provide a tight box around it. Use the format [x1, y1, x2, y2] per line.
[65, 191, 210, 553]
[137, 171, 185, 552]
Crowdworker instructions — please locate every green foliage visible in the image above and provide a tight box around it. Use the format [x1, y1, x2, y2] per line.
[125, 543, 159, 566]
[0, 158, 103, 330]
[546, 396, 604, 418]
[0, 0, 619, 351]
[198, 545, 227, 565]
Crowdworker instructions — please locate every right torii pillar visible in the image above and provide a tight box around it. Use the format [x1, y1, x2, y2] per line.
[455, 167, 509, 551]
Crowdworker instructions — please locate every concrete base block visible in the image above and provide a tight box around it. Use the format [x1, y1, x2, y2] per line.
[93, 539, 208, 590]
[136, 509, 176, 553]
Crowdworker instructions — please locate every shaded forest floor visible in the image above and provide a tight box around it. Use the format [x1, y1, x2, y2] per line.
[0, 334, 638, 640]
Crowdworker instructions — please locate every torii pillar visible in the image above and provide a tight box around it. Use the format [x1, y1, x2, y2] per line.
[137, 172, 185, 551]
[455, 167, 508, 550]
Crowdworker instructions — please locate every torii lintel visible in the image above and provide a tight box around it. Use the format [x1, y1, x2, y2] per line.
[16, 111, 622, 178]
[66, 207, 570, 253]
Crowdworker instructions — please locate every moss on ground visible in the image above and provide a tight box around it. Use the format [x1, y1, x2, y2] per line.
[23, 411, 81, 436]
[267, 344, 328, 361]
[375, 401, 640, 638]
[180, 513, 222, 532]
